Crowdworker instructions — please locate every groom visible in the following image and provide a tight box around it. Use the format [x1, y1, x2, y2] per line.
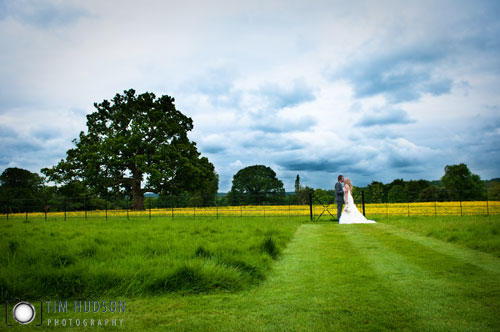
[335, 175, 344, 220]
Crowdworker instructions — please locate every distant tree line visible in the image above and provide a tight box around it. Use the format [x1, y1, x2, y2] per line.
[356, 163, 496, 203]
[0, 163, 499, 213]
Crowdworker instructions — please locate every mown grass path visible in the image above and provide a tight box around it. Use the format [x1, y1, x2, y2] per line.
[121, 222, 500, 332]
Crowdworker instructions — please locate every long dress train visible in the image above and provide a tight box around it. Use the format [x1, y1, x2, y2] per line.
[339, 190, 376, 224]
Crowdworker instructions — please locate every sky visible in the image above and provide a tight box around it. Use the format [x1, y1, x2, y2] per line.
[0, 0, 499, 192]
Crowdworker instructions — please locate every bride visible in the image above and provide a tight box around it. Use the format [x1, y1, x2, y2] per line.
[339, 178, 376, 224]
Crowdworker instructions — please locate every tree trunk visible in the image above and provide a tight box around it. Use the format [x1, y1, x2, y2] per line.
[131, 171, 145, 210]
[132, 191, 145, 210]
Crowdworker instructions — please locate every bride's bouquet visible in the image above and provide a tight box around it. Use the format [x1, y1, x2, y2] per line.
[344, 204, 350, 212]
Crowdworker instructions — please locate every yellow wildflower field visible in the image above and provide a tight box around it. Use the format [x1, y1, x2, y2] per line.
[1, 201, 499, 219]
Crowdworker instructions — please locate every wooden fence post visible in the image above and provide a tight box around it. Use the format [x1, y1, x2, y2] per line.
[362, 190, 366, 217]
[126, 197, 129, 220]
[309, 192, 313, 221]
[486, 189, 489, 216]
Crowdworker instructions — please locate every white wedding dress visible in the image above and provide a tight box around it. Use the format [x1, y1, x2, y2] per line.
[339, 190, 376, 224]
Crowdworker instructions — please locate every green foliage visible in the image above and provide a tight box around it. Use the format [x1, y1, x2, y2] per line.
[56, 181, 90, 199]
[42, 89, 218, 210]
[417, 185, 449, 202]
[0, 167, 44, 212]
[384, 179, 432, 202]
[387, 184, 406, 203]
[313, 188, 333, 205]
[406, 179, 431, 201]
[441, 163, 484, 200]
[486, 180, 500, 200]
[292, 186, 314, 205]
[228, 165, 285, 204]
[387, 178, 405, 190]
[366, 181, 385, 203]
[357, 164, 486, 203]
[351, 185, 362, 203]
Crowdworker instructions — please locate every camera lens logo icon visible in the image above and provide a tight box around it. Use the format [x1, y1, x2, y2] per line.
[12, 302, 36, 325]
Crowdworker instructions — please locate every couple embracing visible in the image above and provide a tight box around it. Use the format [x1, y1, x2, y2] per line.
[335, 175, 376, 224]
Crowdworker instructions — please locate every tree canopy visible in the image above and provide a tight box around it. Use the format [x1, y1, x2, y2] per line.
[229, 165, 285, 204]
[0, 167, 44, 212]
[387, 184, 406, 203]
[441, 163, 484, 200]
[356, 163, 485, 203]
[0, 168, 43, 194]
[366, 181, 385, 203]
[42, 89, 218, 209]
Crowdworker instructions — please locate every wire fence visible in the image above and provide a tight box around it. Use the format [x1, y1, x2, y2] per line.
[0, 197, 310, 221]
[312, 189, 500, 220]
[0, 189, 499, 221]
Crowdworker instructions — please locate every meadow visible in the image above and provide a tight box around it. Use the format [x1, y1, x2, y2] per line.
[1, 215, 500, 331]
[0, 217, 302, 301]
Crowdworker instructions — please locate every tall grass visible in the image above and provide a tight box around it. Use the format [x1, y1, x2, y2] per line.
[0, 217, 302, 301]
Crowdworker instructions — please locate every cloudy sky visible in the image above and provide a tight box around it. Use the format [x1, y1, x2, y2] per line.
[1, 0, 499, 191]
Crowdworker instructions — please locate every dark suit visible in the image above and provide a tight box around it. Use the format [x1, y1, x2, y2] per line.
[335, 181, 344, 220]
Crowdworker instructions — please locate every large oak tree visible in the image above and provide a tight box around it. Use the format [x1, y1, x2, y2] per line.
[42, 89, 218, 210]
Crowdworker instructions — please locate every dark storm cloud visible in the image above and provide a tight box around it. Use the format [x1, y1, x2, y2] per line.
[0, 124, 68, 173]
[356, 107, 415, 127]
[256, 78, 316, 110]
[240, 132, 304, 151]
[0, 125, 40, 152]
[30, 127, 62, 141]
[327, 1, 500, 106]
[455, 113, 500, 175]
[251, 115, 316, 133]
[278, 155, 368, 174]
[200, 145, 226, 154]
[0, 128, 42, 170]
[330, 46, 453, 103]
[387, 153, 421, 169]
[279, 159, 338, 172]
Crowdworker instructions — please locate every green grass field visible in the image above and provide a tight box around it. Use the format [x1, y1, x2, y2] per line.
[1, 217, 302, 301]
[382, 215, 500, 257]
[1, 216, 500, 331]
